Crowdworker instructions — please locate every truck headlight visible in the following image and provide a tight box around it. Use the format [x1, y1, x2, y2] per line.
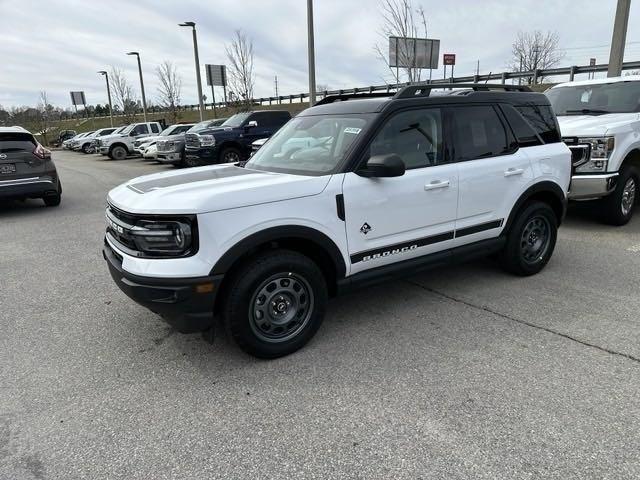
[130, 219, 195, 256]
[199, 134, 216, 147]
[575, 137, 614, 173]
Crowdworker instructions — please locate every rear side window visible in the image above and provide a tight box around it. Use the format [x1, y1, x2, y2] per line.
[450, 106, 510, 161]
[150, 124, 160, 133]
[501, 105, 542, 147]
[514, 105, 561, 143]
[0, 132, 36, 152]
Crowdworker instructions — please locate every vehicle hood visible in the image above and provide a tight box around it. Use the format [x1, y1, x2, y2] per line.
[107, 164, 331, 214]
[557, 113, 640, 137]
[157, 133, 186, 141]
[99, 133, 127, 143]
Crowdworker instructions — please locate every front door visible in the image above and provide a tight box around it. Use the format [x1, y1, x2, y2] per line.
[342, 107, 459, 275]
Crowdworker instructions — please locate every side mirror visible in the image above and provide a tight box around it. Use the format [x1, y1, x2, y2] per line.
[246, 120, 258, 128]
[359, 154, 405, 178]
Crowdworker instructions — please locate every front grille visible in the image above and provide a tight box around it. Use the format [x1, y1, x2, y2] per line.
[562, 137, 590, 170]
[157, 140, 176, 152]
[185, 133, 200, 149]
[106, 205, 139, 254]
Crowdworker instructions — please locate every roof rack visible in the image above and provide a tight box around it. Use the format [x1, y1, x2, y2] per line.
[314, 92, 394, 106]
[394, 83, 532, 99]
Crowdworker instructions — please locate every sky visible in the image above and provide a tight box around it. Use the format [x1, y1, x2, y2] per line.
[1, 0, 639, 109]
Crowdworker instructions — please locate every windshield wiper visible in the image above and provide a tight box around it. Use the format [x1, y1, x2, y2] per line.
[563, 108, 610, 116]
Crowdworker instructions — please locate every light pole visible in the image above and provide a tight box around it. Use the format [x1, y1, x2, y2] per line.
[307, 0, 316, 106]
[179, 21, 205, 121]
[98, 70, 114, 127]
[126, 52, 147, 122]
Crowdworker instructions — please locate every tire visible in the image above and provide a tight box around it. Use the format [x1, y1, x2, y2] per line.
[601, 166, 638, 226]
[219, 147, 242, 164]
[182, 155, 201, 168]
[499, 201, 558, 276]
[81, 143, 91, 154]
[109, 145, 128, 161]
[43, 181, 62, 207]
[222, 250, 328, 359]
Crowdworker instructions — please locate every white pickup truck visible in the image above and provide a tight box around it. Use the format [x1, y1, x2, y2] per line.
[546, 76, 640, 225]
[97, 122, 162, 160]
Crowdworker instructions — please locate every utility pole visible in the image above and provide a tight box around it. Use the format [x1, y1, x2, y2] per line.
[608, 0, 631, 77]
[179, 22, 205, 120]
[274, 76, 279, 103]
[126, 52, 147, 122]
[307, 0, 317, 106]
[98, 70, 114, 127]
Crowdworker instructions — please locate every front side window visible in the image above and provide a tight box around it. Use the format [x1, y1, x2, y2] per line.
[133, 124, 149, 135]
[245, 114, 372, 175]
[222, 113, 252, 128]
[368, 108, 444, 169]
[450, 105, 509, 161]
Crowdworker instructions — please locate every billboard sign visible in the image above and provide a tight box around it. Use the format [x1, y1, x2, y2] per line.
[443, 54, 456, 66]
[70, 91, 86, 106]
[389, 37, 440, 69]
[206, 64, 227, 87]
[589, 58, 596, 66]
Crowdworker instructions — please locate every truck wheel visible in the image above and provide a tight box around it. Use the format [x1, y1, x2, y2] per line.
[81, 143, 91, 154]
[219, 147, 242, 164]
[222, 250, 328, 358]
[182, 155, 201, 168]
[109, 145, 128, 160]
[499, 201, 557, 276]
[602, 166, 638, 226]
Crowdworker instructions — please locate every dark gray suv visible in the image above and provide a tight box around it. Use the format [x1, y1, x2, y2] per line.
[0, 127, 62, 206]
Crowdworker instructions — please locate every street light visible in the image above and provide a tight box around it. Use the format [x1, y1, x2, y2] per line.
[126, 51, 148, 122]
[97, 70, 114, 127]
[179, 21, 205, 121]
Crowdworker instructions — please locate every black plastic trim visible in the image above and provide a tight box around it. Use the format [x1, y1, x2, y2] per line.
[456, 219, 504, 238]
[350, 231, 454, 264]
[336, 194, 345, 221]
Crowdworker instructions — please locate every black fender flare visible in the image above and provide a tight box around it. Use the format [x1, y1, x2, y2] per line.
[210, 225, 347, 279]
[503, 181, 567, 233]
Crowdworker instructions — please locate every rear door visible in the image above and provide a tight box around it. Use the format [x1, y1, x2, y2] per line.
[450, 104, 534, 246]
[0, 132, 44, 182]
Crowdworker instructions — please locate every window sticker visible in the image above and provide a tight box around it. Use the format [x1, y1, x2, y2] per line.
[344, 127, 362, 134]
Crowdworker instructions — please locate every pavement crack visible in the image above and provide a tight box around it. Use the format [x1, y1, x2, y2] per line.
[405, 279, 640, 365]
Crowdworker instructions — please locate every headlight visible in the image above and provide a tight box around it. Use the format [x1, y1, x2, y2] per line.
[199, 134, 216, 147]
[575, 137, 614, 173]
[130, 219, 194, 256]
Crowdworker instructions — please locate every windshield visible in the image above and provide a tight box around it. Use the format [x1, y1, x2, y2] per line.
[159, 126, 175, 136]
[121, 125, 135, 134]
[222, 113, 251, 128]
[188, 120, 214, 133]
[546, 81, 640, 115]
[245, 114, 372, 175]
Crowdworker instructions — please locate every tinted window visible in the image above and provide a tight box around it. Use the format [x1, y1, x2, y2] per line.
[0, 132, 36, 152]
[501, 105, 542, 147]
[450, 106, 509, 161]
[150, 124, 160, 133]
[369, 108, 445, 169]
[514, 105, 561, 144]
[99, 129, 116, 136]
[133, 124, 149, 135]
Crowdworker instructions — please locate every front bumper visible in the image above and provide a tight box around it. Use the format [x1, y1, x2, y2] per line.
[568, 173, 618, 200]
[0, 176, 59, 199]
[103, 241, 223, 333]
[157, 152, 182, 163]
[184, 146, 221, 164]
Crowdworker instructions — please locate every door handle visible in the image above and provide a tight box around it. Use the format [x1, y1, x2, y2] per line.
[504, 168, 524, 177]
[424, 180, 450, 191]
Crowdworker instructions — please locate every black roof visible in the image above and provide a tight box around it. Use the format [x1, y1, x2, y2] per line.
[300, 83, 550, 117]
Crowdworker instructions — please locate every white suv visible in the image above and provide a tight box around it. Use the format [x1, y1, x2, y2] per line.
[97, 122, 162, 160]
[546, 76, 640, 225]
[103, 84, 571, 358]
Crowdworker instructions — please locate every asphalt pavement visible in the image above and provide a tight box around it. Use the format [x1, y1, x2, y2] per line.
[1, 150, 639, 479]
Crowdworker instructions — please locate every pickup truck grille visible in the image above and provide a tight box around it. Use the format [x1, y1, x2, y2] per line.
[156, 140, 175, 152]
[185, 133, 200, 149]
[562, 137, 590, 170]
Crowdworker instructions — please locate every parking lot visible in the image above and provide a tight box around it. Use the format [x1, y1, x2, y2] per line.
[1, 149, 639, 479]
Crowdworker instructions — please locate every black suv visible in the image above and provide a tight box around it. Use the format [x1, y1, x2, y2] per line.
[184, 110, 291, 167]
[0, 127, 61, 206]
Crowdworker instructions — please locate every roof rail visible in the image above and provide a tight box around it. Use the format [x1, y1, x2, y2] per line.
[314, 92, 395, 106]
[394, 83, 532, 99]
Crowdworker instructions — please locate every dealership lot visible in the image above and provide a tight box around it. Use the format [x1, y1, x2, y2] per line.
[1, 150, 639, 479]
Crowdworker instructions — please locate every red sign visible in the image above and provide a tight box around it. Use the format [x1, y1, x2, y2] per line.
[443, 54, 456, 66]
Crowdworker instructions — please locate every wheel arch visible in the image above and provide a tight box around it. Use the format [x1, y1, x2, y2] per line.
[621, 148, 640, 170]
[211, 225, 347, 311]
[217, 140, 246, 160]
[109, 142, 129, 153]
[504, 181, 567, 233]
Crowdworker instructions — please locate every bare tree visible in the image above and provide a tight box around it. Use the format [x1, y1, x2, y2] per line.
[225, 30, 255, 110]
[109, 66, 137, 122]
[156, 61, 182, 124]
[35, 91, 56, 145]
[374, 0, 428, 84]
[510, 30, 564, 84]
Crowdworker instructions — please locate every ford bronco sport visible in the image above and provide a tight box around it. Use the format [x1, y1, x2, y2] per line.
[104, 84, 571, 358]
[546, 76, 640, 225]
